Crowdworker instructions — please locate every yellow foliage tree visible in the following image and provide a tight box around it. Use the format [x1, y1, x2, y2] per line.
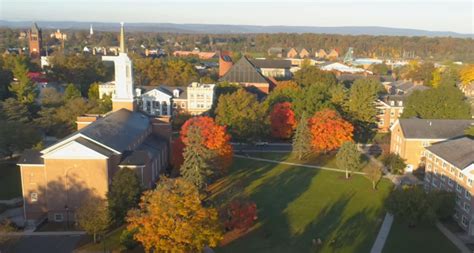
[460, 64, 474, 88]
[431, 68, 442, 88]
[127, 177, 222, 252]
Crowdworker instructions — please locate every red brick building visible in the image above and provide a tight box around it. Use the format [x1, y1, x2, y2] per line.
[28, 23, 42, 58]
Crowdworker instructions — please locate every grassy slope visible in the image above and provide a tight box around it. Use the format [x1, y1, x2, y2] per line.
[211, 153, 392, 253]
[0, 161, 21, 200]
[382, 221, 459, 253]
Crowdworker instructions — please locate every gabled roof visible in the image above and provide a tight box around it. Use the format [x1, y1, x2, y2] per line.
[42, 109, 151, 155]
[426, 137, 474, 170]
[250, 59, 291, 69]
[119, 135, 167, 166]
[219, 56, 269, 84]
[398, 118, 473, 139]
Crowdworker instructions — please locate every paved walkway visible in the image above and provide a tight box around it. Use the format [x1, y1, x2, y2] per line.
[0, 231, 86, 236]
[436, 222, 471, 253]
[233, 155, 367, 175]
[370, 213, 394, 253]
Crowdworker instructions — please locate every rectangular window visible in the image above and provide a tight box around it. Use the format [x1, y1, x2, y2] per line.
[457, 184, 463, 193]
[465, 190, 471, 200]
[462, 216, 469, 227]
[469, 179, 473, 187]
[448, 178, 454, 187]
[440, 173, 446, 182]
[450, 166, 456, 174]
[30, 192, 38, 202]
[459, 173, 465, 180]
[456, 195, 462, 206]
[465, 202, 471, 212]
[442, 162, 447, 169]
[54, 213, 64, 222]
[427, 164, 432, 171]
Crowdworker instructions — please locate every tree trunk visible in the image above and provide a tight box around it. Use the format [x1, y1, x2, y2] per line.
[93, 233, 97, 243]
[345, 168, 349, 179]
[372, 180, 376, 190]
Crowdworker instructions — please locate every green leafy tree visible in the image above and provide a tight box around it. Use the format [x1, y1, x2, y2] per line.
[364, 162, 382, 190]
[292, 82, 334, 118]
[180, 126, 214, 190]
[370, 63, 390, 75]
[402, 87, 471, 119]
[292, 113, 312, 160]
[0, 59, 13, 100]
[465, 126, 474, 137]
[64, 83, 82, 100]
[107, 168, 142, 225]
[381, 153, 406, 175]
[345, 78, 382, 123]
[76, 199, 111, 243]
[87, 82, 101, 100]
[9, 59, 37, 105]
[215, 89, 266, 140]
[293, 65, 337, 87]
[336, 141, 362, 179]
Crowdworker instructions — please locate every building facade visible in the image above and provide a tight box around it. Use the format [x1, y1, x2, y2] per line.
[424, 137, 474, 234]
[186, 82, 215, 115]
[390, 119, 473, 171]
[17, 23, 171, 227]
[376, 96, 404, 132]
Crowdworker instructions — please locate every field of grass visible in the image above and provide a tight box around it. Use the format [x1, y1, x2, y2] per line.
[210, 153, 393, 253]
[382, 220, 459, 253]
[76, 226, 144, 253]
[0, 161, 21, 200]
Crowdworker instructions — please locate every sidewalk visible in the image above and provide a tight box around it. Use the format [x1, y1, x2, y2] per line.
[370, 213, 394, 253]
[233, 154, 366, 175]
[0, 230, 86, 236]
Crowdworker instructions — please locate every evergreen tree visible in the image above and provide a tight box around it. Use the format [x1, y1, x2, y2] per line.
[107, 168, 142, 226]
[180, 126, 214, 190]
[64, 83, 82, 100]
[0, 98, 32, 124]
[336, 141, 362, 179]
[292, 113, 312, 160]
[9, 59, 37, 105]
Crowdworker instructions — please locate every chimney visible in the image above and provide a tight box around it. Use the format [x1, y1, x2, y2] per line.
[76, 115, 100, 130]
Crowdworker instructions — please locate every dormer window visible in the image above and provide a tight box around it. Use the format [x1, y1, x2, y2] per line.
[173, 89, 180, 98]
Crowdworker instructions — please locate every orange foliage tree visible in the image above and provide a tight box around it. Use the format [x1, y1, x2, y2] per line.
[170, 137, 185, 172]
[309, 109, 353, 152]
[270, 102, 296, 139]
[127, 177, 222, 252]
[173, 116, 233, 173]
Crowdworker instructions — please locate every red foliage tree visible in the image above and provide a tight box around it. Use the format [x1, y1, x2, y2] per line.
[223, 200, 257, 231]
[175, 116, 233, 172]
[270, 102, 296, 139]
[309, 109, 353, 152]
[171, 137, 185, 171]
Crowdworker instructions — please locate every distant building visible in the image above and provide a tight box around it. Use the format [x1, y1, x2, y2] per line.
[173, 49, 217, 60]
[286, 48, 298, 58]
[424, 137, 474, 234]
[383, 80, 428, 95]
[267, 47, 285, 58]
[218, 51, 233, 77]
[390, 118, 473, 171]
[320, 62, 371, 75]
[376, 96, 404, 132]
[50, 29, 67, 41]
[250, 59, 292, 79]
[316, 49, 327, 59]
[299, 48, 311, 58]
[98, 81, 116, 99]
[186, 82, 215, 115]
[28, 23, 42, 58]
[219, 56, 274, 94]
[327, 49, 339, 60]
[138, 86, 185, 117]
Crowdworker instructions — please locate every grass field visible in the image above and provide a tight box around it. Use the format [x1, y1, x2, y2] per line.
[382, 220, 459, 253]
[0, 161, 21, 200]
[210, 153, 393, 253]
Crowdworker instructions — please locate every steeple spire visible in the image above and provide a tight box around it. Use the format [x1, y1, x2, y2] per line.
[120, 22, 125, 53]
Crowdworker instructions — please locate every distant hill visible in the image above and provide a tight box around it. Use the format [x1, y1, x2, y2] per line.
[1, 20, 472, 38]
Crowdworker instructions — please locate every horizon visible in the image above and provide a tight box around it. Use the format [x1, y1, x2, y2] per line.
[0, 0, 472, 34]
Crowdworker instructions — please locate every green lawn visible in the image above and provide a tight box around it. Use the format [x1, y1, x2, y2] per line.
[0, 161, 21, 200]
[210, 153, 393, 253]
[76, 226, 144, 253]
[382, 220, 459, 253]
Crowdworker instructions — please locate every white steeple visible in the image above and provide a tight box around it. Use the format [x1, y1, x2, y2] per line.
[89, 24, 93, 36]
[102, 22, 135, 111]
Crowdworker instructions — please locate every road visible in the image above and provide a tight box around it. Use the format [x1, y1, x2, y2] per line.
[231, 142, 292, 152]
[0, 235, 83, 253]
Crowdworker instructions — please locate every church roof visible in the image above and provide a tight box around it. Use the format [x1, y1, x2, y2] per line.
[219, 56, 269, 84]
[78, 109, 150, 152]
[18, 149, 44, 165]
[119, 135, 167, 166]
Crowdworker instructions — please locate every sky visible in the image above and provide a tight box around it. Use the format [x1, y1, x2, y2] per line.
[0, 0, 473, 34]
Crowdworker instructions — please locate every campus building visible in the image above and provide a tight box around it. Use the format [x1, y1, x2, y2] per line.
[17, 23, 171, 227]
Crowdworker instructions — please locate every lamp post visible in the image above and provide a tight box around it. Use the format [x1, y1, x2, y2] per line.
[64, 205, 69, 230]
